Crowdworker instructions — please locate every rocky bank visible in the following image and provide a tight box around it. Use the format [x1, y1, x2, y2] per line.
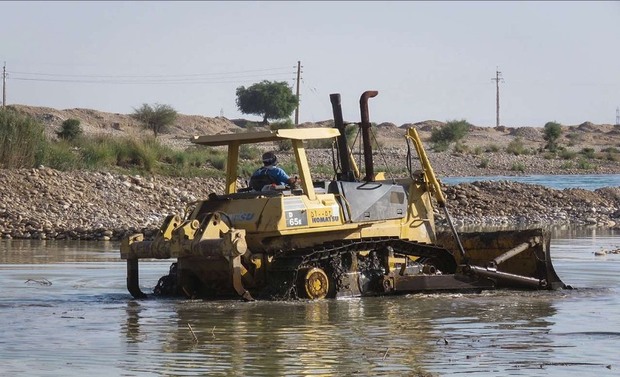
[1, 166, 619, 241]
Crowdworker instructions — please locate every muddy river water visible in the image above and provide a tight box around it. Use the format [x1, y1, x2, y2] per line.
[1, 226, 619, 376]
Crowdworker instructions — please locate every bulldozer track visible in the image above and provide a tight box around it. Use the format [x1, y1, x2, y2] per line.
[272, 237, 457, 272]
[264, 238, 458, 300]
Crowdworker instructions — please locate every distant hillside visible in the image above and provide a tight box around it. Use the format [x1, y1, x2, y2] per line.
[8, 104, 241, 138]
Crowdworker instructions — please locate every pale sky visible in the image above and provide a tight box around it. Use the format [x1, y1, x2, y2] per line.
[2, 1, 619, 127]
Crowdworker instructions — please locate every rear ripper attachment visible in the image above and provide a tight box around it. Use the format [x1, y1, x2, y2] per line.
[120, 90, 566, 300]
[121, 213, 253, 301]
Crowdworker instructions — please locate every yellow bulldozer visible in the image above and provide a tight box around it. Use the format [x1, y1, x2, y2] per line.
[120, 91, 566, 301]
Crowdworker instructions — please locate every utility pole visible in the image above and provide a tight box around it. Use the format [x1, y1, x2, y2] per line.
[294, 60, 302, 125]
[2, 62, 6, 109]
[491, 68, 504, 127]
[616, 106, 620, 126]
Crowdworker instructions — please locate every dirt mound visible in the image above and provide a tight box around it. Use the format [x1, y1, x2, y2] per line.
[377, 122, 397, 129]
[509, 127, 542, 140]
[577, 121, 597, 132]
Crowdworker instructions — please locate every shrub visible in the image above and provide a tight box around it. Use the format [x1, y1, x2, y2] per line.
[432, 140, 450, 152]
[511, 162, 525, 172]
[273, 160, 298, 178]
[485, 144, 500, 153]
[430, 119, 472, 145]
[0, 108, 47, 168]
[505, 137, 527, 155]
[577, 158, 593, 170]
[543, 121, 562, 151]
[56, 118, 83, 141]
[238, 160, 257, 178]
[477, 158, 489, 168]
[155, 146, 224, 178]
[276, 139, 292, 151]
[601, 147, 619, 154]
[560, 161, 573, 169]
[269, 119, 295, 131]
[310, 163, 338, 179]
[207, 154, 226, 170]
[344, 123, 359, 146]
[239, 144, 261, 160]
[453, 142, 469, 154]
[558, 149, 577, 160]
[580, 147, 595, 159]
[178, 148, 209, 167]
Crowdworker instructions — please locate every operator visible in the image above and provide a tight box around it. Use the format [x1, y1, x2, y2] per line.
[249, 151, 299, 191]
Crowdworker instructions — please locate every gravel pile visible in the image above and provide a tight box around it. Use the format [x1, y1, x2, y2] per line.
[0, 168, 223, 241]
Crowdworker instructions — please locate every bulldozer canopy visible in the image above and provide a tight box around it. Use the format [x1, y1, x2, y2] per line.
[192, 127, 341, 147]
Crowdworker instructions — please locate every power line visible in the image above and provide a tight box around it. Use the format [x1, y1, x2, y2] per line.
[3, 62, 303, 110]
[8, 72, 293, 85]
[302, 78, 330, 109]
[8, 66, 292, 79]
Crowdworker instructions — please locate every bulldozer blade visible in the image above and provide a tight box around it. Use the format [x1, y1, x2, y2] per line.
[386, 273, 496, 293]
[436, 228, 566, 290]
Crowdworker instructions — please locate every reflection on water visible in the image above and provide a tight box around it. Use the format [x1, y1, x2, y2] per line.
[1, 226, 620, 376]
[0, 238, 119, 264]
[113, 294, 562, 376]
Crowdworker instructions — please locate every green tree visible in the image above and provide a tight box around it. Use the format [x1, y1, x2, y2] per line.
[132, 103, 178, 137]
[430, 119, 472, 145]
[235, 80, 298, 124]
[543, 121, 562, 151]
[56, 118, 83, 141]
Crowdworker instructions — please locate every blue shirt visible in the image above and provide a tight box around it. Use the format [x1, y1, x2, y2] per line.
[251, 165, 290, 186]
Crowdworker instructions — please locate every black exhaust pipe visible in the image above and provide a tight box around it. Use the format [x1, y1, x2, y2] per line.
[330, 93, 355, 182]
[359, 90, 378, 182]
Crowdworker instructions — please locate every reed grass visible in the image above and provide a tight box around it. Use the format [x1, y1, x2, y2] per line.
[0, 108, 47, 168]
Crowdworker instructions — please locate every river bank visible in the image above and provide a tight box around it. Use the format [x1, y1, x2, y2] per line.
[1, 165, 619, 241]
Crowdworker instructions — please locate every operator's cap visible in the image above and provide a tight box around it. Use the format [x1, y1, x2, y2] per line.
[262, 151, 277, 166]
